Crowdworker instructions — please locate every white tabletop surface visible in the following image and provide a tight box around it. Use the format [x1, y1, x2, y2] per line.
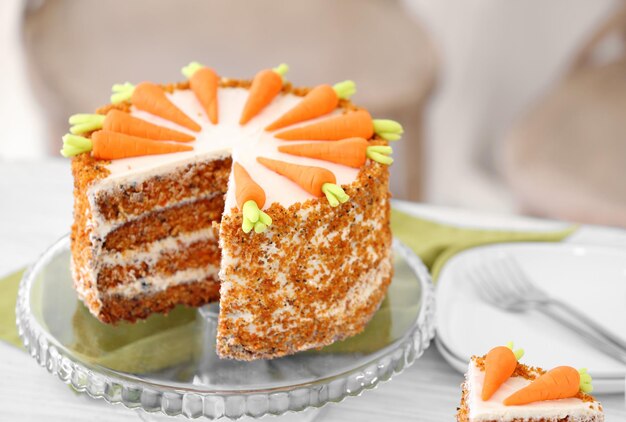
[0, 159, 624, 421]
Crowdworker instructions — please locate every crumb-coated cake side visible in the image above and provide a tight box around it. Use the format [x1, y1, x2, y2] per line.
[217, 161, 392, 360]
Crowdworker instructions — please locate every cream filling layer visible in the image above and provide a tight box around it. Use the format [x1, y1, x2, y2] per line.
[467, 361, 602, 421]
[99, 227, 217, 267]
[106, 266, 220, 298]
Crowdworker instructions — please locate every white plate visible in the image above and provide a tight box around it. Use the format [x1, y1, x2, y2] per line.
[436, 242, 626, 393]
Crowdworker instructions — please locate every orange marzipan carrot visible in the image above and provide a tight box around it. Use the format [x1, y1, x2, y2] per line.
[233, 162, 266, 209]
[190, 67, 219, 124]
[278, 137, 369, 168]
[503, 366, 581, 406]
[103, 110, 195, 142]
[131, 82, 201, 132]
[265, 84, 338, 131]
[275, 110, 374, 141]
[481, 346, 519, 401]
[240, 69, 284, 125]
[92, 130, 192, 160]
[256, 156, 335, 197]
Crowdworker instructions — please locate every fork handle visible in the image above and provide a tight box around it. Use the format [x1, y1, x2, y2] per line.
[540, 302, 626, 363]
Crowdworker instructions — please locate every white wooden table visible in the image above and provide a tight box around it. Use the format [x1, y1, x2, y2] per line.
[0, 159, 624, 421]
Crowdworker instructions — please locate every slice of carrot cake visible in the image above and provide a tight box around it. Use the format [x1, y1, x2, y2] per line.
[63, 62, 401, 359]
[457, 344, 604, 422]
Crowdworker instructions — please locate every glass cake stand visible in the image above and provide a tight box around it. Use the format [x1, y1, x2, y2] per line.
[16, 236, 435, 421]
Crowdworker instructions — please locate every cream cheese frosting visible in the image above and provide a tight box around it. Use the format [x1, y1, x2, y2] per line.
[466, 360, 602, 421]
[101, 86, 360, 211]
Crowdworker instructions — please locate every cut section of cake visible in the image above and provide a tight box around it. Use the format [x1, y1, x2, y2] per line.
[70, 150, 228, 323]
[63, 62, 401, 359]
[457, 350, 604, 422]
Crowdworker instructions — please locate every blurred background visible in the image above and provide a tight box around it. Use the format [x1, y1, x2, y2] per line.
[1, 0, 624, 226]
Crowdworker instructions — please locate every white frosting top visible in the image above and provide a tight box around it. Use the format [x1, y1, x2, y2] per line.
[467, 360, 601, 421]
[101, 87, 360, 211]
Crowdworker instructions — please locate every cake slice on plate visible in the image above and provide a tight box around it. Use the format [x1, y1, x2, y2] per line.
[457, 343, 604, 422]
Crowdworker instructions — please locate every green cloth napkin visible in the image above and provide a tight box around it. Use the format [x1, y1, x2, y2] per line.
[0, 209, 575, 368]
[390, 209, 575, 280]
[0, 269, 24, 348]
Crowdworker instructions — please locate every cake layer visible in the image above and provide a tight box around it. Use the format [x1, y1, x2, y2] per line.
[96, 275, 221, 324]
[457, 358, 604, 422]
[217, 162, 392, 360]
[92, 157, 230, 224]
[102, 195, 223, 253]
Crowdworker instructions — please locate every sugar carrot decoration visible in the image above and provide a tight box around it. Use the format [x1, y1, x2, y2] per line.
[240, 64, 289, 125]
[481, 342, 524, 401]
[69, 110, 195, 142]
[276, 110, 372, 140]
[504, 367, 593, 406]
[182, 61, 219, 124]
[257, 157, 349, 207]
[60, 131, 192, 160]
[233, 162, 272, 234]
[111, 82, 201, 132]
[278, 137, 392, 168]
[275, 110, 403, 142]
[265, 81, 356, 131]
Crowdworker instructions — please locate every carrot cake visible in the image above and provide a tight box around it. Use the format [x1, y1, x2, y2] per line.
[457, 344, 604, 422]
[62, 63, 401, 360]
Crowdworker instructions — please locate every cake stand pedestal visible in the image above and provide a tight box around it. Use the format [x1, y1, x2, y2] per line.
[16, 237, 435, 420]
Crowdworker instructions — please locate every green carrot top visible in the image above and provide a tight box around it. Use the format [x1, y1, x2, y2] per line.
[110, 82, 136, 104]
[332, 80, 356, 100]
[506, 341, 525, 360]
[372, 119, 404, 141]
[578, 368, 593, 393]
[272, 63, 289, 80]
[181, 61, 206, 79]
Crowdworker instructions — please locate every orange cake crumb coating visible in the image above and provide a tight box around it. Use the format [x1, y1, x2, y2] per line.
[217, 161, 392, 360]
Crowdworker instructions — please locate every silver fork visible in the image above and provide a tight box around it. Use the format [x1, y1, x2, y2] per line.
[470, 253, 626, 364]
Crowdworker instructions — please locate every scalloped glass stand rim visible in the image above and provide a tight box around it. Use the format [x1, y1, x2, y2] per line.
[16, 235, 435, 420]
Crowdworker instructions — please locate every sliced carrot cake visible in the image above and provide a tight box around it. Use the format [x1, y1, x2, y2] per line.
[62, 63, 401, 360]
[457, 344, 604, 422]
